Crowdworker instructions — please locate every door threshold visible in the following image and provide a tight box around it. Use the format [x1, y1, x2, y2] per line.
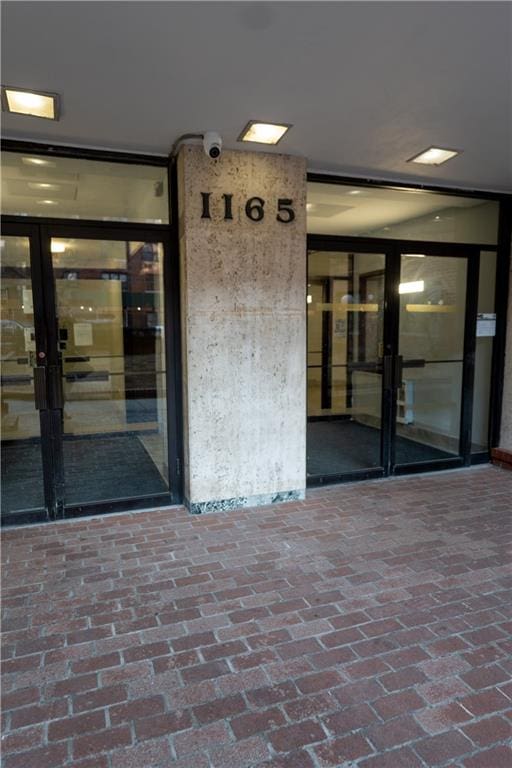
[2, 501, 185, 529]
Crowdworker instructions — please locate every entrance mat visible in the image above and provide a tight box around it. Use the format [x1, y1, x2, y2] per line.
[307, 419, 454, 477]
[1, 434, 168, 518]
[63, 434, 168, 505]
[1, 441, 45, 515]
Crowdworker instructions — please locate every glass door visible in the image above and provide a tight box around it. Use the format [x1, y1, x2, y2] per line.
[307, 249, 388, 480]
[391, 250, 476, 471]
[1, 232, 48, 523]
[1, 224, 177, 523]
[307, 241, 479, 485]
[49, 233, 171, 510]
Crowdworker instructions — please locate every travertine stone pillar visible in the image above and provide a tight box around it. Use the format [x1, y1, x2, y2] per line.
[178, 146, 307, 512]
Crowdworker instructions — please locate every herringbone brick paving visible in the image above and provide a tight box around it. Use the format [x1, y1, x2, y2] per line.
[1, 465, 511, 767]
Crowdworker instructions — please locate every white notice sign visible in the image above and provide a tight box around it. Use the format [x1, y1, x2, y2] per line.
[476, 313, 496, 337]
[24, 327, 36, 352]
[22, 287, 33, 314]
[74, 322, 93, 346]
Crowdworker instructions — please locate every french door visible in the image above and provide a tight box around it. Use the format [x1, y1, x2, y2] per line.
[307, 239, 479, 484]
[1, 222, 181, 524]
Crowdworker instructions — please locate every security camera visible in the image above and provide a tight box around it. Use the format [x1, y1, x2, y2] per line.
[203, 131, 222, 159]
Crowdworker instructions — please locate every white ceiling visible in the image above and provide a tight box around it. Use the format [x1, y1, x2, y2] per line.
[1, 1, 511, 193]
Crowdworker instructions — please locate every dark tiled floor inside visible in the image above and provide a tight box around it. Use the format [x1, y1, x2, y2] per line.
[1, 434, 168, 517]
[307, 419, 452, 476]
[1, 466, 511, 767]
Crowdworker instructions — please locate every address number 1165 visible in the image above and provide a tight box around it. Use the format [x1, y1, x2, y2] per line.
[201, 193, 295, 223]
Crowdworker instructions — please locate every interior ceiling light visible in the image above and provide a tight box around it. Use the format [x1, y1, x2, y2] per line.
[22, 156, 56, 167]
[399, 280, 425, 294]
[37, 199, 58, 205]
[2, 86, 60, 120]
[238, 121, 291, 145]
[28, 182, 59, 190]
[51, 241, 66, 253]
[408, 146, 460, 166]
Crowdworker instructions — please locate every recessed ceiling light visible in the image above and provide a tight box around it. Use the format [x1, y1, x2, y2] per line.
[238, 121, 291, 145]
[403, 253, 426, 258]
[37, 199, 58, 206]
[51, 241, 66, 253]
[347, 190, 361, 195]
[22, 156, 56, 167]
[408, 146, 460, 166]
[2, 86, 60, 120]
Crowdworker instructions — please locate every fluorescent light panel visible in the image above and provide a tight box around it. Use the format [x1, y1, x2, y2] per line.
[399, 280, 424, 294]
[408, 147, 460, 166]
[238, 121, 291, 145]
[2, 86, 59, 120]
[22, 156, 56, 167]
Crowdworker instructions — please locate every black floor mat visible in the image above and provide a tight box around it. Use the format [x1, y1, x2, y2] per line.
[307, 419, 454, 476]
[1, 434, 168, 516]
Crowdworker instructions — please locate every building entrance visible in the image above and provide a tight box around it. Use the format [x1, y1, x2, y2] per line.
[307, 238, 481, 483]
[1, 223, 180, 524]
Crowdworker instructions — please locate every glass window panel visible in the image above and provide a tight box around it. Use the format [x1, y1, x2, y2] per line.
[307, 182, 499, 245]
[1, 151, 169, 224]
[1, 236, 45, 514]
[471, 251, 497, 452]
[396, 254, 467, 462]
[52, 238, 169, 505]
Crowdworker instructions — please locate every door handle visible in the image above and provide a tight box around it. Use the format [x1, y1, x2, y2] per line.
[48, 365, 64, 409]
[383, 355, 393, 390]
[33, 367, 48, 410]
[394, 355, 403, 388]
[348, 361, 383, 373]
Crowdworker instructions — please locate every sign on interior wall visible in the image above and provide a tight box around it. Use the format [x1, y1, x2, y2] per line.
[23, 327, 35, 352]
[22, 287, 33, 314]
[200, 193, 295, 223]
[476, 313, 496, 337]
[334, 318, 347, 337]
[74, 322, 93, 346]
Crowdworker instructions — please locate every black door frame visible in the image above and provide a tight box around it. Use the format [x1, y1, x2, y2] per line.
[307, 235, 483, 486]
[1, 219, 183, 524]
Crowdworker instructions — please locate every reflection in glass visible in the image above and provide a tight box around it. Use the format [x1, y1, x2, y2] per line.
[307, 251, 385, 476]
[52, 238, 169, 504]
[1, 152, 169, 224]
[396, 254, 467, 462]
[0, 236, 45, 514]
[307, 182, 499, 246]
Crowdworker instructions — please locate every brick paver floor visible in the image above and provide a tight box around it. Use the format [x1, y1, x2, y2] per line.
[1, 465, 511, 768]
